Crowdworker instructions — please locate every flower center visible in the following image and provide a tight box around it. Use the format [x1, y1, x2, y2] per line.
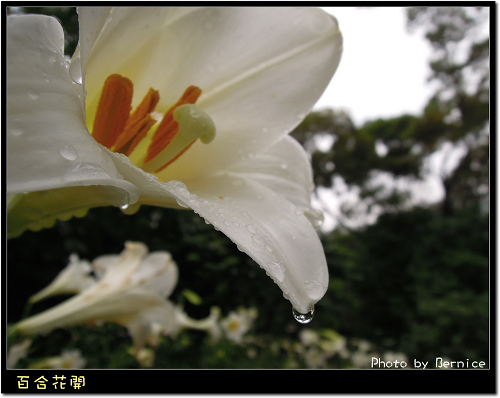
[91, 74, 215, 174]
[228, 320, 240, 331]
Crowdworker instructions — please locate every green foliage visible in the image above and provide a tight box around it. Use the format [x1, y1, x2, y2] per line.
[318, 208, 489, 361]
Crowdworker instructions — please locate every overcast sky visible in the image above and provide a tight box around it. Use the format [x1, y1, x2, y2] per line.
[311, 7, 445, 230]
[315, 7, 436, 125]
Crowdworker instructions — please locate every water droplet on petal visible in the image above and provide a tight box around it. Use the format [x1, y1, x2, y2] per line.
[292, 306, 315, 324]
[267, 262, 285, 282]
[175, 198, 190, 208]
[69, 55, 82, 84]
[64, 163, 111, 181]
[60, 145, 78, 161]
[241, 211, 251, 220]
[246, 224, 257, 234]
[303, 280, 326, 301]
[251, 234, 262, 246]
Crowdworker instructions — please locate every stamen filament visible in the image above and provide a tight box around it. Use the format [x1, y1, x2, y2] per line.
[145, 86, 202, 163]
[142, 104, 216, 174]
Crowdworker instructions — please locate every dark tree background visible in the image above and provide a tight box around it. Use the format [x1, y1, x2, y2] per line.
[6, 6, 490, 368]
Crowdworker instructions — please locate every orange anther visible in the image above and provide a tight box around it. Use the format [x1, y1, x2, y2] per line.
[92, 74, 133, 149]
[113, 88, 159, 156]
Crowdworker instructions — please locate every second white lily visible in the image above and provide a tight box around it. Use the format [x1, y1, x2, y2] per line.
[12, 242, 179, 351]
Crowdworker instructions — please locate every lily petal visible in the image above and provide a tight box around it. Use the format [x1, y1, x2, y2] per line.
[106, 135, 327, 312]
[80, 7, 343, 182]
[7, 15, 140, 237]
[7, 15, 138, 197]
[163, 177, 328, 314]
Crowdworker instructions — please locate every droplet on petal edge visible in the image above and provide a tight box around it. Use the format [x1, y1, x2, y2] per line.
[120, 203, 141, 215]
[292, 306, 315, 324]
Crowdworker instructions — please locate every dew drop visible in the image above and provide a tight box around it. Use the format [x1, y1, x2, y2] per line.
[241, 211, 251, 220]
[28, 92, 39, 100]
[303, 280, 326, 301]
[246, 224, 257, 234]
[120, 203, 141, 215]
[60, 145, 78, 161]
[265, 244, 273, 253]
[64, 163, 111, 181]
[292, 306, 315, 324]
[267, 262, 285, 282]
[69, 55, 82, 84]
[175, 198, 189, 208]
[251, 234, 262, 246]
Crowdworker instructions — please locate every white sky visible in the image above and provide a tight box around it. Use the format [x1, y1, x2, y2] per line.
[312, 5, 490, 230]
[315, 7, 436, 125]
[310, 7, 451, 231]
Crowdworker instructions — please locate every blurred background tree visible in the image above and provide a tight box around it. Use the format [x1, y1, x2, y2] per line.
[7, 6, 490, 368]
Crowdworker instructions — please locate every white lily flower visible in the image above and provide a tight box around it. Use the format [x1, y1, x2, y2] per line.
[6, 339, 32, 369]
[172, 306, 222, 342]
[128, 347, 156, 368]
[220, 307, 258, 344]
[298, 328, 321, 346]
[12, 242, 179, 351]
[303, 346, 329, 368]
[7, 7, 342, 314]
[29, 253, 95, 303]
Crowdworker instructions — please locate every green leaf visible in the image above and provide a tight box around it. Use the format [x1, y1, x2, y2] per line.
[182, 289, 203, 305]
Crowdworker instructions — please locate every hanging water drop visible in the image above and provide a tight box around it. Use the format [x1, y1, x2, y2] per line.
[292, 306, 315, 324]
[120, 203, 141, 215]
